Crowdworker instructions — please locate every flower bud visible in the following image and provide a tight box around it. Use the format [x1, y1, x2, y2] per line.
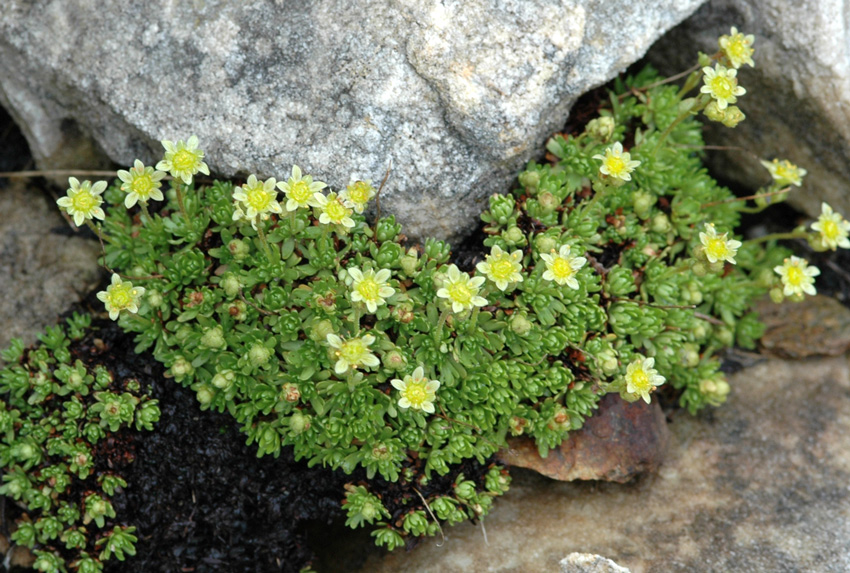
[721, 106, 745, 128]
[146, 290, 164, 308]
[651, 212, 672, 234]
[212, 369, 235, 390]
[221, 273, 241, 298]
[281, 383, 301, 402]
[310, 319, 335, 343]
[518, 170, 540, 190]
[632, 191, 655, 220]
[170, 356, 194, 380]
[228, 238, 250, 262]
[200, 326, 226, 349]
[586, 116, 616, 141]
[502, 226, 525, 246]
[289, 411, 311, 434]
[534, 234, 557, 254]
[383, 350, 407, 371]
[248, 343, 273, 368]
[196, 384, 214, 405]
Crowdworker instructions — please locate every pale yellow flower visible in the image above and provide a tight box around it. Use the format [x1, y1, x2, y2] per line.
[719, 27, 755, 69]
[232, 174, 281, 229]
[540, 244, 587, 289]
[811, 203, 850, 250]
[592, 142, 640, 182]
[341, 179, 376, 214]
[310, 192, 355, 228]
[699, 223, 742, 264]
[774, 256, 819, 297]
[624, 356, 665, 404]
[56, 178, 107, 226]
[700, 65, 746, 110]
[277, 165, 327, 212]
[436, 264, 487, 313]
[391, 366, 440, 414]
[476, 245, 524, 291]
[96, 274, 145, 321]
[349, 267, 395, 313]
[759, 159, 806, 187]
[117, 160, 166, 208]
[156, 135, 209, 185]
[326, 333, 380, 374]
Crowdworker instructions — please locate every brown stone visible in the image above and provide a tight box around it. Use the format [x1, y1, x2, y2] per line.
[757, 295, 850, 358]
[495, 393, 670, 483]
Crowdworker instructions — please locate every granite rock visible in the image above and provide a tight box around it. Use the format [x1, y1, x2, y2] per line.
[560, 553, 631, 573]
[647, 0, 850, 220]
[0, 0, 705, 242]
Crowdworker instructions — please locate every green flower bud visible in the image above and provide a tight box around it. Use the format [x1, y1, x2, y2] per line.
[146, 289, 164, 308]
[769, 287, 785, 304]
[547, 404, 571, 432]
[534, 234, 557, 254]
[221, 273, 241, 298]
[228, 238, 250, 262]
[586, 116, 616, 141]
[228, 300, 248, 321]
[200, 326, 226, 349]
[169, 356, 194, 380]
[383, 349, 407, 371]
[509, 313, 533, 336]
[721, 106, 745, 128]
[538, 191, 559, 213]
[518, 170, 540, 190]
[400, 251, 419, 276]
[690, 260, 708, 277]
[632, 190, 655, 220]
[212, 369, 235, 390]
[310, 319, 335, 343]
[248, 344, 273, 368]
[651, 212, 672, 234]
[502, 226, 526, 247]
[195, 384, 214, 405]
[680, 343, 700, 367]
[289, 410, 311, 434]
[714, 325, 735, 347]
[281, 382, 301, 402]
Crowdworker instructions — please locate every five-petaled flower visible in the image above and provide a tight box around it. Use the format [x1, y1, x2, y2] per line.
[699, 223, 743, 265]
[310, 191, 355, 228]
[774, 256, 820, 298]
[719, 27, 755, 69]
[232, 174, 281, 229]
[540, 244, 587, 289]
[341, 179, 376, 214]
[348, 267, 395, 313]
[391, 366, 440, 414]
[326, 333, 380, 374]
[811, 203, 850, 250]
[156, 135, 210, 185]
[700, 65, 746, 110]
[57, 178, 107, 226]
[117, 160, 166, 208]
[624, 356, 666, 404]
[476, 245, 524, 291]
[97, 274, 145, 321]
[593, 142, 640, 183]
[436, 265, 488, 313]
[759, 158, 807, 187]
[277, 165, 327, 212]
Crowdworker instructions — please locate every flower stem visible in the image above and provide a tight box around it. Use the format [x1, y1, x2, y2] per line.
[85, 221, 112, 244]
[173, 182, 195, 233]
[434, 309, 450, 345]
[746, 231, 809, 245]
[651, 97, 706, 157]
[255, 220, 275, 264]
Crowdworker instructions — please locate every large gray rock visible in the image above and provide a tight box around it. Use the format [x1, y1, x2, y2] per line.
[0, 0, 705, 242]
[647, 0, 850, 221]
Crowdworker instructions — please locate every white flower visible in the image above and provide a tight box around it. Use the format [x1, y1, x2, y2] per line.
[475, 245, 524, 291]
[700, 65, 746, 110]
[540, 245, 587, 289]
[390, 366, 440, 414]
[774, 256, 819, 298]
[326, 333, 380, 374]
[592, 142, 640, 182]
[699, 223, 742, 264]
[277, 165, 327, 212]
[232, 174, 281, 229]
[349, 267, 395, 313]
[759, 159, 806, 187]
[310, 192, 355, 228]
[156, 135, 209, 185]
[436, 264, 487, 313]
[340, 179, 376, 214]
[624, 356, 665, 404]
[117, 160, 166, 208]
[96, 274, 145, 321]
[811, 202, 850, 250]
[56, 178, 106, 226]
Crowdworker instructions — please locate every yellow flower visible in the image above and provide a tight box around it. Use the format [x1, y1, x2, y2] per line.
[326, 333, 380, 374]
[774, 256, 819, 298]
[624, 356, 665, 404]
[341, 179, 376, 214]
[592, 142, 640, 183]
[156, 135, 210, 185]
[117, 160, 166, 208]
[232, 174, 281, 229]
[310, 192, 355, 228]
[56, 178, 107, 226]
[96, 274, 145, 321]
[719, 27, 755, 69]
[700, 65, 746, 110]
[811, 202, 850, 250]
[699, 223, 742, 264]
[475, 245, 524, 291]
[540, 244, 587, 289]
[276, 165, 327, 212]
[759, 158, 806, 187]
[436, 264, 488, 313]
[348, 267, 395, 313]
[391, 366, 440, 414]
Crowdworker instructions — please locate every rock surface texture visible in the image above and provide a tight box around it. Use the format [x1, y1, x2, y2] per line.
[0, 0, 705, 242]
[353, 355, 850, 572]
[647, 0, 850, 220]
